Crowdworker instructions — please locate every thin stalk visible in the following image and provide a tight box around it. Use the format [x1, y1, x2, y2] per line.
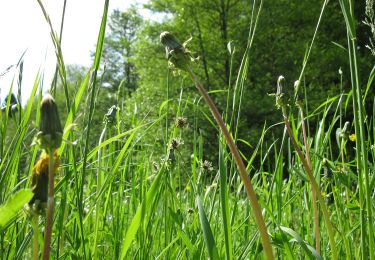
[93, 124, 107, 259]
[32, 214, 39, 260]
[187, 68, 274, 260]
[42, 149, 55, 260]
[282, 109, 337, 260]
[298, 105, 320, 253]
[339, 0, 374, 257]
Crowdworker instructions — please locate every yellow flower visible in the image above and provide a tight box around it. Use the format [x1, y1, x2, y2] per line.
[29, 151, 60, 208]
[349, 134, 356, 142]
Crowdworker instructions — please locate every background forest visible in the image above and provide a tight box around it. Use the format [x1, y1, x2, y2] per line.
[1, 0, 375, 259]
[55, 0, 374, 166]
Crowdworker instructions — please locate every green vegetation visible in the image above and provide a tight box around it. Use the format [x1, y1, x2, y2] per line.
[1, 0, 374, 259]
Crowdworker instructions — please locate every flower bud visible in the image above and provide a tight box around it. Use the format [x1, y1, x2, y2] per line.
[104, 105, 118, 124]
[160, 31, 192, 71]
[37, 94, 62, 151]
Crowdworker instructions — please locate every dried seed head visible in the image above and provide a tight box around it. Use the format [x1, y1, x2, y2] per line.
[175, 117, 187, 128]
[37, 94, 62, 151]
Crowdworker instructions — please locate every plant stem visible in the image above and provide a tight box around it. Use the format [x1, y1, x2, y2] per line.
[299, 106, 320, 253]
[32, 213, 39, 260]
[282, 111, 337, 260]
[93, 125, 107, 259]
[42, 149, 55, 260]
[187, 68, 274, 260]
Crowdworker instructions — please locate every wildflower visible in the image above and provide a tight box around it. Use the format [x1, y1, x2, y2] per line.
[175, 116, 187, 128]
[199, 160, 214, 172]
[36, 94, 63, 151]
[349, 134, 356, 142]
[29, 152, 60, 210]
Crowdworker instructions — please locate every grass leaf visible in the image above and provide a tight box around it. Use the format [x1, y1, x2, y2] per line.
[0, 189, 33, 229]
[196, 195, 220, 260]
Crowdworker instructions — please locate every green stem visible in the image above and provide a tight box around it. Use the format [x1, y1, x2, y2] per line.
[187, 68, 274, 260]
[339, 1, 374, 257]
[32, 213, 39, 260]
[282, 114, 337, 260]
[93, 125, 107, 259]
[299, 106, 320, 254]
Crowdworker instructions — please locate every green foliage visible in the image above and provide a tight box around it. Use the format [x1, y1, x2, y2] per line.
[101, 7, 142, 91]
[0, 189, 33, 229]
[1, 1, 375, 259]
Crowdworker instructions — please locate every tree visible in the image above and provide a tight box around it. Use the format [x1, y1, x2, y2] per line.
[101, 7, 142, 92]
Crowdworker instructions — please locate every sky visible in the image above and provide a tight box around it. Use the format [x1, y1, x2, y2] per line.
[0, 0, 149, 104]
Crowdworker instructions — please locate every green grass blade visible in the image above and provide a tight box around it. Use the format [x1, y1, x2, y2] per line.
[120, 168, 164, 259]
[219, 139, 233, 260]
[280, 226, 322, 260]
[196, 195, 220, 260]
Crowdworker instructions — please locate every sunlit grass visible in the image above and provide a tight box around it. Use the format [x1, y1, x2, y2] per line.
[0, 0, 374, 259]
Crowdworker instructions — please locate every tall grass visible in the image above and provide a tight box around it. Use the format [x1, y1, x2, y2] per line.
[0, 0, 374, 259]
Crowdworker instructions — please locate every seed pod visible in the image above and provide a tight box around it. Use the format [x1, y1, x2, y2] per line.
[37, 94, 63, 151]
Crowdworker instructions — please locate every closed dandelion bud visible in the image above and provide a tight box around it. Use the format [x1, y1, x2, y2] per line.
[37, 94, 62, 151]
[104, 105, 118, 124]
[160, 31, 193, 71]
[160, 31, 184, 52]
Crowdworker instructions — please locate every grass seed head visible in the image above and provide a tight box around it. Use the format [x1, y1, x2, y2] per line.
[169, 138, 183, 150]
[199, 160, 214, 172]
[37, 94, 63, 151]
[175, 116, 187, 128]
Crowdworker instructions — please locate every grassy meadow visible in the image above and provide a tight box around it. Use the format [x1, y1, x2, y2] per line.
[1, 0, 375, 259]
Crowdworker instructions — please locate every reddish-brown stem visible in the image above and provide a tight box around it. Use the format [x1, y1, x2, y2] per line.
[188, 69, 274, 260]
[42, 149, 55, 260]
